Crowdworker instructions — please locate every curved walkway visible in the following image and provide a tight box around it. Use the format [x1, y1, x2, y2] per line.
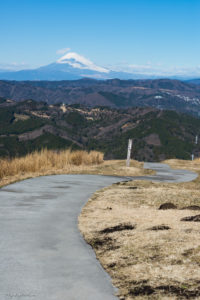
[0, 163, 198, 300]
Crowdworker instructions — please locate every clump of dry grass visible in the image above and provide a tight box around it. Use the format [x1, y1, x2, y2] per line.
[79, 160, 200, 299]
[70, 150, 103, 166]
[0, 149, 103, 182]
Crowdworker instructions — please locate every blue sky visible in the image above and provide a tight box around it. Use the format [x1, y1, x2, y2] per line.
[0, 0, 199, 74]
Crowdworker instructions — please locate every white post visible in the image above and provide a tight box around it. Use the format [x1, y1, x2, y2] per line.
[191, 154, 194, 161]
[195, 135, 198, 144]
[126, 139, 133, 167]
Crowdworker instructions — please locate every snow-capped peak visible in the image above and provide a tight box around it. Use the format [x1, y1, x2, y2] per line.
[57, 52, 110, 73]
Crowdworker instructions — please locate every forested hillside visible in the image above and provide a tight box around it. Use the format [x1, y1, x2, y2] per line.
[0, 98, 200, 161]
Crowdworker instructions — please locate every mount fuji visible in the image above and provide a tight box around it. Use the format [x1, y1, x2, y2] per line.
[0, 52, 148, 81]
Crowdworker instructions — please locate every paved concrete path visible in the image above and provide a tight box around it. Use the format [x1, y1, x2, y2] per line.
[0, 163, 197, 300]
[142, 162, 197, 183]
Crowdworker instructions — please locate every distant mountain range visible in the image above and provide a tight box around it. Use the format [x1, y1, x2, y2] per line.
[187, 79, 200, 85]
[1, 78, 200, 117]
[0, 52, 144, 81]
[0, 52, 199, 81]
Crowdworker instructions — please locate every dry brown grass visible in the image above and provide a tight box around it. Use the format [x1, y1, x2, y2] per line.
[81, 159, 154, 177]
[164, 158, 200, 172]
[79, 160, 200, 299]
[0, 150, 151, 188]
[0, 149, 104, 187]
[0, 149, 104, 179]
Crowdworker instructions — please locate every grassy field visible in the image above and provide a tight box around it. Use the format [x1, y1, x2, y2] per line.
[79, 160, 200, 299]
[0, 149, 152, 188]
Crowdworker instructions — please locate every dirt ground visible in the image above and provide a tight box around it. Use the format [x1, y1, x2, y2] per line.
[79, 160, 200, 299]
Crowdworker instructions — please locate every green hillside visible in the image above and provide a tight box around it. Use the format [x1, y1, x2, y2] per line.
[0, 99, 200, 161]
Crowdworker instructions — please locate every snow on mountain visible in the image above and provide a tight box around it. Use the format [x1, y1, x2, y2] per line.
[57, 52, 110, 73]
[0, 51, 197, 81]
